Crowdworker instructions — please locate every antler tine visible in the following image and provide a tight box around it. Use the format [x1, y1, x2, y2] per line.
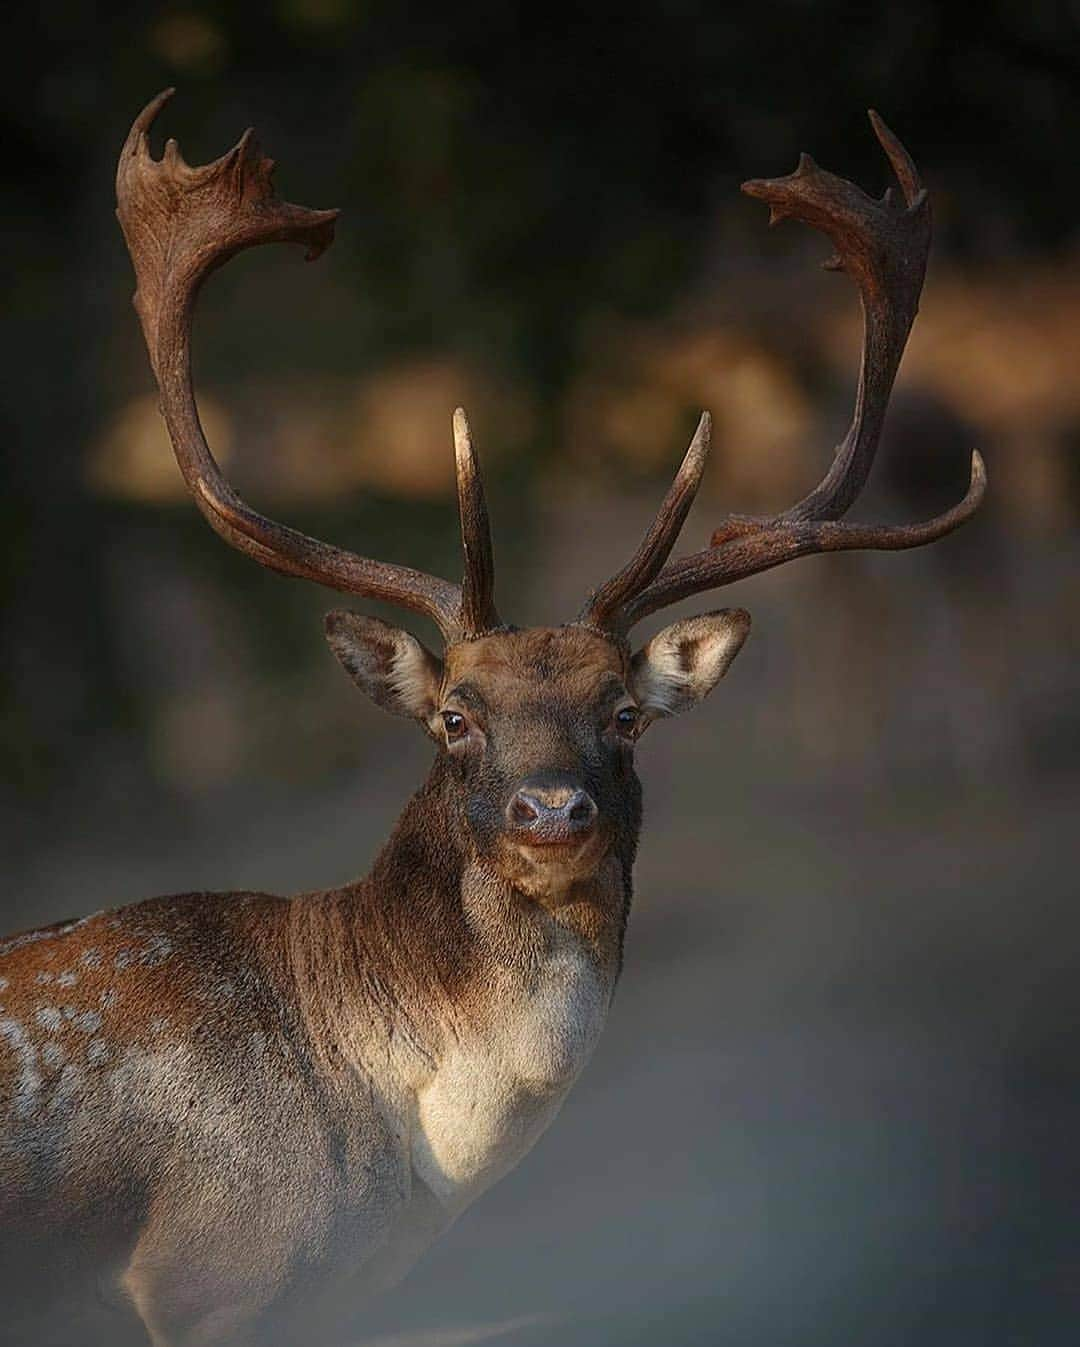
[453, 408, 501, 637]
[744, 108, 929, 525]
[585, 113, 985, 635]
[619, 452, 986, 628]
[580, 412, 711, 631]
[116, 91, 470, 644]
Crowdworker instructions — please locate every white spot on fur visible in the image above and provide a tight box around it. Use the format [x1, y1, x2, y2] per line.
[87, 1039, 111, 1066]
[141, 935, 173, 967]
[100, 989, 119, 1009]
[71, 1010, 102, 1034]
[0, 976, 7, 991]
[35, 1006, 63, 1032]
[0, 914, 97, 958]
[80, 948, 102, 968]
[57, 970, 78, 988]
[113, 950, 134, 970]
[35, 971, 54, 985]
[49, 1063, 84, 1114]
[0, 1017, 41, 1118]
[149, 1015, 169, 1035]
[42, 1041, 66, 1068]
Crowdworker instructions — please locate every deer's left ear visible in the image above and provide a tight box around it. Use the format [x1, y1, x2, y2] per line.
[325, 612, 443, 723]
[630, 609, 750, 721]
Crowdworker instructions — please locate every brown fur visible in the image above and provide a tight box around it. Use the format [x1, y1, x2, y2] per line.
[1, 623, 696, 1346]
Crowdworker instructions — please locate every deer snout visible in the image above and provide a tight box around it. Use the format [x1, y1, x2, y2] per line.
[506, 776, 598, 843]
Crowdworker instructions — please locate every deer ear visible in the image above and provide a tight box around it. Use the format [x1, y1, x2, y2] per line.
[630, 610, 750, 721]
[325, 612, 443, 722]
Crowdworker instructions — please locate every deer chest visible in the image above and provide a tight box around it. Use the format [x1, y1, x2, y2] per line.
[408, 943, 611, 1211]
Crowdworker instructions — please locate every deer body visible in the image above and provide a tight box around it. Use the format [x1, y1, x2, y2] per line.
[1, 740, 624, 1344]
[2, 632, 634, 1344]
[0, 93, 984, 1345]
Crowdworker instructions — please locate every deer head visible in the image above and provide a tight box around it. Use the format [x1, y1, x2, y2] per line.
[116, 91, 984, 903]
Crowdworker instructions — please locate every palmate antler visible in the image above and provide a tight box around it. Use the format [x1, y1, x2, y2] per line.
[118, 94, 984, 648]
[582, 111, 986, 635]
[116, 89, 500, 644]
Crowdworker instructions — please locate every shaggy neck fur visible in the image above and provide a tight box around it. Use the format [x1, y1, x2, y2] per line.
[285, 752, 640, 1095]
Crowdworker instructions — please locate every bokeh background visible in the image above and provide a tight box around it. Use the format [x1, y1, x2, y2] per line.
[3, 3, 1079, 1344]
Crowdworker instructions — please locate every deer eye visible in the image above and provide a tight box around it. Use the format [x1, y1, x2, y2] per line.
[614, 706, 640, 735]
[441, 710, 468, 741]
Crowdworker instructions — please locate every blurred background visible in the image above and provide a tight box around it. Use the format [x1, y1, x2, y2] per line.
[2, 2, 1079, 1344]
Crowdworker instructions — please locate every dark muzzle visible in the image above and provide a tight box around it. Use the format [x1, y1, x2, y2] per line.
[506, 773, 598, 844]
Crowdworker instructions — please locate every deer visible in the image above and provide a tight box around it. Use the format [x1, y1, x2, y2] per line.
[0, 90, 984, 1347]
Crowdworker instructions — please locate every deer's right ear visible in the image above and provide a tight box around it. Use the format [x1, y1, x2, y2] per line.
[630, 609, 750, 722]
[325, 612, 443, 723]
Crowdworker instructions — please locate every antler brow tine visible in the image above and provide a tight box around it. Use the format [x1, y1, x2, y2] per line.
[453, 407, 500, 637]
[581, 411, 711, 630]
[582, 111, 986, 634]
[116, 91, 496, 645]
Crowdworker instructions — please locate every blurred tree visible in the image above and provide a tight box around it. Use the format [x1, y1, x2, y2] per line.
[1, 0, 1077, 799]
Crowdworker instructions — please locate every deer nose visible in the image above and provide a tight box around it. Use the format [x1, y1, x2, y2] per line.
[507, 778, 598, 842]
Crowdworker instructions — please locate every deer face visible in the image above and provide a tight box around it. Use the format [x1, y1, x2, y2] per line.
[326, 613, 750, 900]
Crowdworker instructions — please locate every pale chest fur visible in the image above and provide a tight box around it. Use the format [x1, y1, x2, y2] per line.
[409, 933, 613, 1212]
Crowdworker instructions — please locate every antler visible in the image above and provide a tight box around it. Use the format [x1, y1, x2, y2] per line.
[116, 89, 499, 644]
[581, 112, 986, 635]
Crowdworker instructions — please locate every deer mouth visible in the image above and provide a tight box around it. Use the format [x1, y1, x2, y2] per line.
[506, 816, 601, 857]
[499, 827, 612, 903]
[508, 821, 610, 873]
[516, 836, 591, 860]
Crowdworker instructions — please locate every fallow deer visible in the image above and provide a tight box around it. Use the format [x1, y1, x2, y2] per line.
[0, 91, 985, 1347]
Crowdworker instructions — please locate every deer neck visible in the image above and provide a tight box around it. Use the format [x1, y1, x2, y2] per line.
[285, 755, 635, 1107]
